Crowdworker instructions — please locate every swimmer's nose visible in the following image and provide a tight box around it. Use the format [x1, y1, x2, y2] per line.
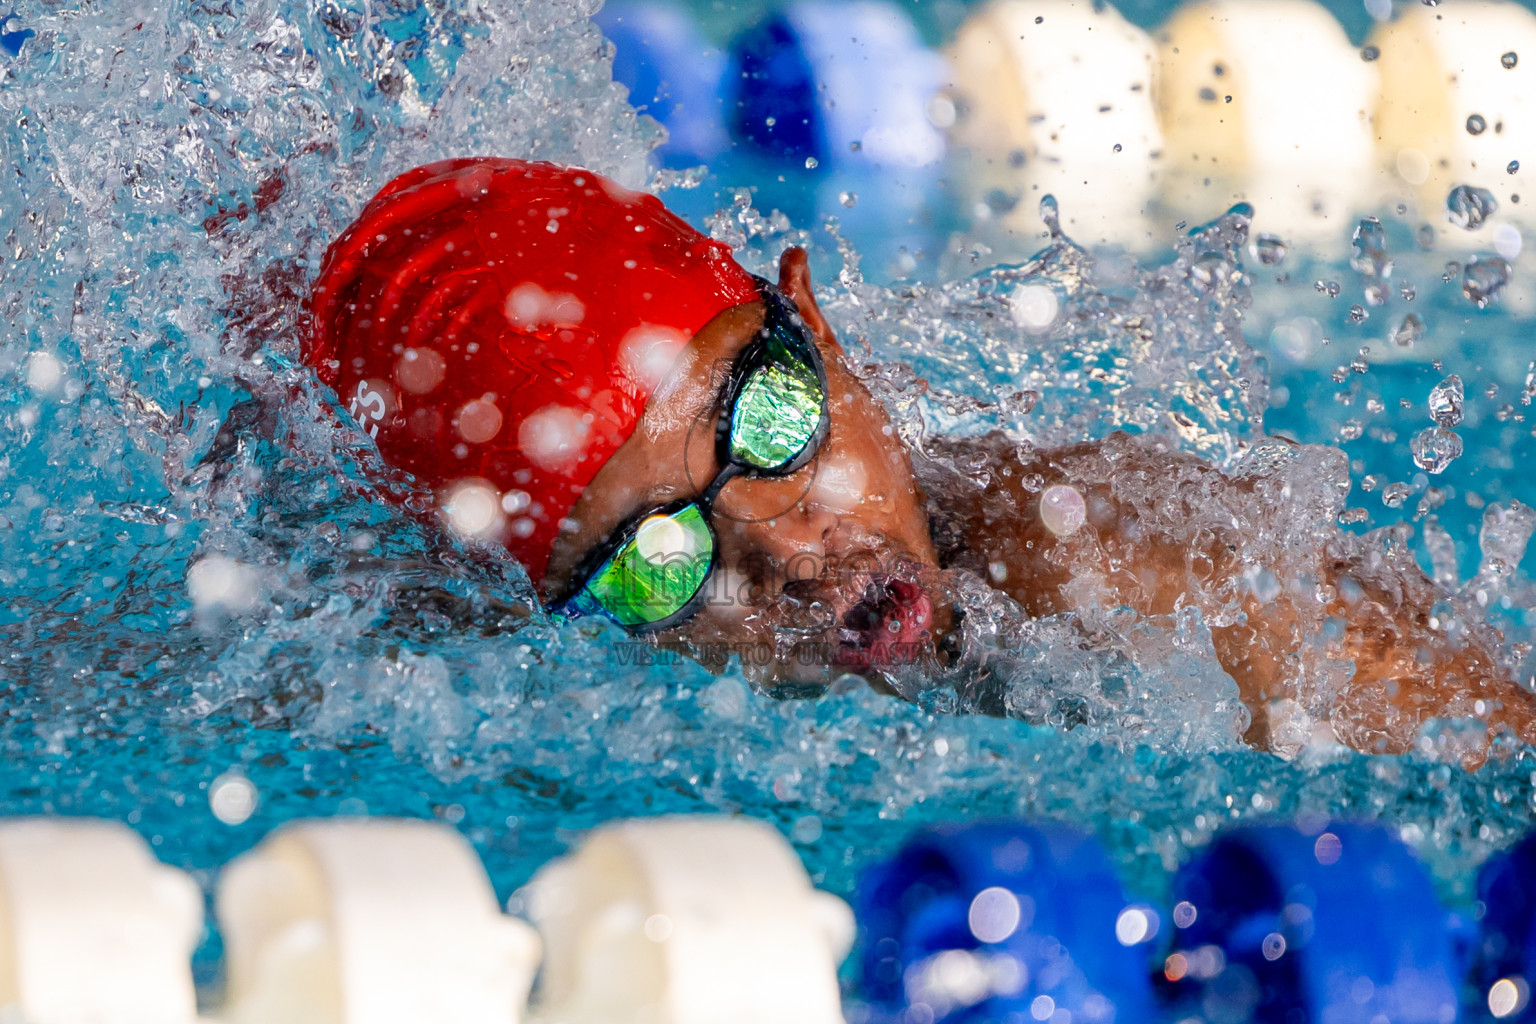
[713, 481, 839, 590]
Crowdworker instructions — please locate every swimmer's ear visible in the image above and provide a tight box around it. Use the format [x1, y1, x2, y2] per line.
[777, 247, 838, 349]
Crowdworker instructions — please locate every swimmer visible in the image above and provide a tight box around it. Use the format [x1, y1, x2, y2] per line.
[306, 158, 1536, 759]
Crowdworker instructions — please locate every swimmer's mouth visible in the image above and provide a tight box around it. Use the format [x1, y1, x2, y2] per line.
[835, 577, 933, 672]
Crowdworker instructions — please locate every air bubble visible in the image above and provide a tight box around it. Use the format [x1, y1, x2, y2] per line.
[1504, 51, 1519, 69]
[1468, 113, 1488, 136]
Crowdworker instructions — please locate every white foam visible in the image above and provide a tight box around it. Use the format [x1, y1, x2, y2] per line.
[24, 352, 63, 395]
[187, 555, 261, 613]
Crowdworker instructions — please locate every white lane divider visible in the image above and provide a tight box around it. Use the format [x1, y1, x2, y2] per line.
[939, 0, 1536, 252]
[1155, 0, 1379, 249]
[944, 0, 1165, 249]
[0, 818, 204, 1024]
[526, 816, 853, 1024]
[1371, 0, 1536, 246]
[217, 818, 540, 1024]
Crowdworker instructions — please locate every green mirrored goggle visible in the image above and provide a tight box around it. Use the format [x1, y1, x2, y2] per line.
[553, 282, 830, 632]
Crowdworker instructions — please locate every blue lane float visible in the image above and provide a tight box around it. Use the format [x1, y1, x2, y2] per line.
[1166, 823, 1463, 1024]
[1473, 831, 1536, 1020]
[593, 0, 730, 167]
[854, 821, 1156, 1024]
[726, 0, 946, 172]
[724, 0, 948, 277]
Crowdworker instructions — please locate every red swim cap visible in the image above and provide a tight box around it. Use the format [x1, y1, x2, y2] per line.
[307, 158, 758, 584]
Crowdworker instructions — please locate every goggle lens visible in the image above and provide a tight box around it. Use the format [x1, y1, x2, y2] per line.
[558, 285, 829, 633]
[729, 331, 824, 470]
[579, 504, 714, 628]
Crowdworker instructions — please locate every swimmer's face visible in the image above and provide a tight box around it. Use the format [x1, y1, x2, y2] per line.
[544, 247, 945, 687]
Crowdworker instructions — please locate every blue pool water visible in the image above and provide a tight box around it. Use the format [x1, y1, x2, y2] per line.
[2, 0, 1535, 1000]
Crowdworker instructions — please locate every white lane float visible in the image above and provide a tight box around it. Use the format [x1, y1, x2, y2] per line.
[0, 818, 203, 1024]
[1155, 0, 1379, 251]
[1370, 0, 1536, 250]
[216, 818, 540, 1024]
[943, 0, 1165, 249]
[525, 816, 854, 1024]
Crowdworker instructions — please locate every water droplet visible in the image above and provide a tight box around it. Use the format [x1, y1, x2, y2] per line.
[804, 156, 819, 170]
[1113, 142, 1122, 153]
[1254, 232, 1287, 265]
[1338, 418, 1364, 441]
[1350, 216, 1392, 278]
[983, 188, 1021, 214]
[1468, 113, 1488, 136]
[1348, 304, 1368, 323]
[1504, 51, 1519, 69]
[1039, 193, 1061, 238]
[1495, 223, 1523, 259]
[1400, 282, 1418, 301]
[1411, 426, 1464, 474]
[1315, 279, 1341, 297]
[839, 191, 858, 208]
[1392, 312, 1425, 348]
[1382, 482, 1412, 508]
[1511, 160, 1521, 175]
[1464, 256, 1513, 307]
[1447, 185, 1499, 230]
[210, 772, 258, 825]
[1428, 373, 1464, 427]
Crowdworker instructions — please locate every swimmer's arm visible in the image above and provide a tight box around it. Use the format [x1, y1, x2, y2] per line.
[1313, 556, 1534, 759]
[956, 432, 1533, 757]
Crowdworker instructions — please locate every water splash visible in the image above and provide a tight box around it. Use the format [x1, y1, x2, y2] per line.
[0, 1, 1533, 955]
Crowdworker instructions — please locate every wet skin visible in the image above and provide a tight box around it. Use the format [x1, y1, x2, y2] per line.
[546, 247, 1536, 758]
[544, 248, 946, 686]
